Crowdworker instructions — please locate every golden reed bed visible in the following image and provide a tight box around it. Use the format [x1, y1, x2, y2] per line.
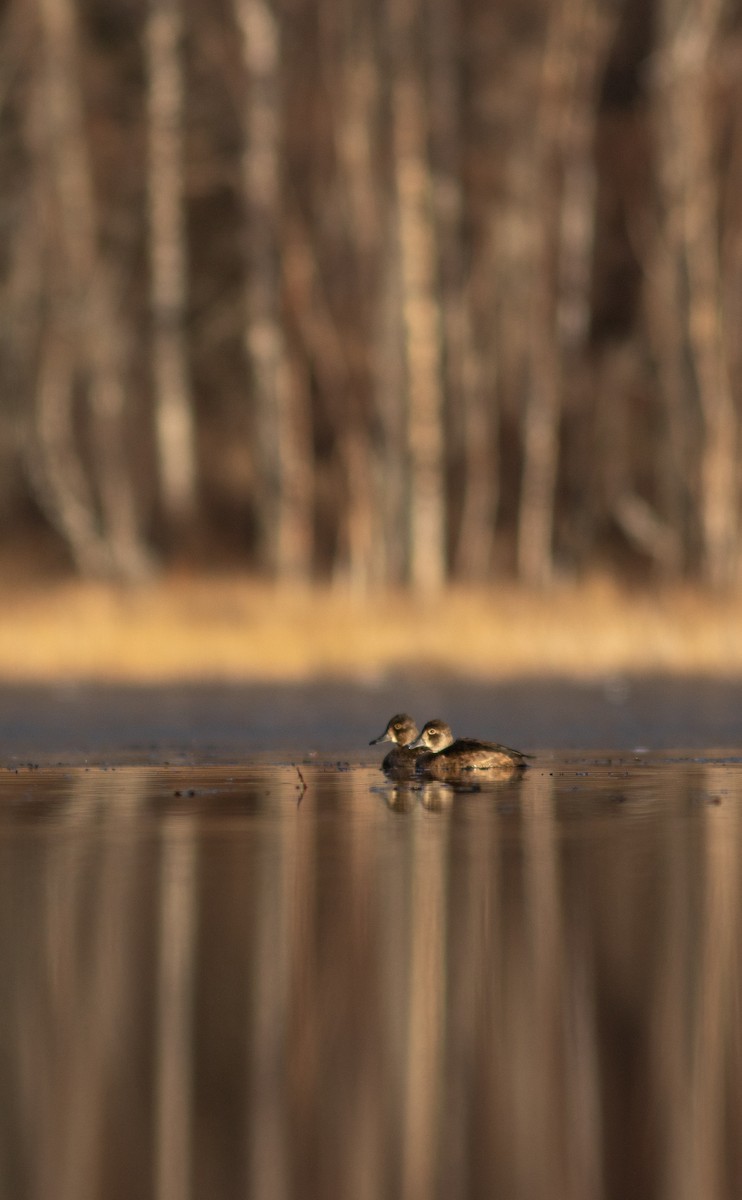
[1, 573, 742, 682]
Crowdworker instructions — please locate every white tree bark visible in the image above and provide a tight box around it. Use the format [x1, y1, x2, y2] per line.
[146, 0, 198, 523]
[236, 0, 312, 580]
[652, 0, 737, 587]
[389, 0, 447, 593]
[517, 0, 613, 586]
[35, 0, 151, 578]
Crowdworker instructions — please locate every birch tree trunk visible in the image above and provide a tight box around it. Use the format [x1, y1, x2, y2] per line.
[652, 0, 737, 587]
[388, 0, 447, 593]
[374, 229, 409, 587]
[517, 0, 612, 586]
[641, 219, 694, 571]
[30, 325, 115, 576]
[146, 0, 198, 526]
[34, 0, 151, 579]
[236, 0, 312, 581]
[330, 0, 383, 591]
[282, 204, 375, 593]
[516, 9, 570, 588]
[12, 100, 112, 576]
[427, 0, 496, 581]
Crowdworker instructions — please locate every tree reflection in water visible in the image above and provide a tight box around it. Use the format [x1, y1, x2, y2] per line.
[1, 757, 742, 1199]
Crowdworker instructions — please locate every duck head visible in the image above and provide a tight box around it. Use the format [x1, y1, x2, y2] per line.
[369, 713, 419, 748]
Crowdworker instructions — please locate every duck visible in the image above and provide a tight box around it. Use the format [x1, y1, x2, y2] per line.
[369, 713, 424, 777]
[408, 719, 529, 781]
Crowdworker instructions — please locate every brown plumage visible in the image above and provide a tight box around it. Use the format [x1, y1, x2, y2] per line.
[408, 719, 529, 781]
[369, 713, 424, 776]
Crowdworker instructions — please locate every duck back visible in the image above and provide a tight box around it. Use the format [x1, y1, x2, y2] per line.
[382, 744, 423, 777]
[422, 737, 527, 780]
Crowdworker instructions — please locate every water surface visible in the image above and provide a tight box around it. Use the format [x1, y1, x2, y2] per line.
[2, 674, 742, 761]
[2, 752, 742, 1200]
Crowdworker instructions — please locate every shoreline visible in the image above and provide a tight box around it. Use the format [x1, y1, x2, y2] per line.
[1, 573, 742, 683]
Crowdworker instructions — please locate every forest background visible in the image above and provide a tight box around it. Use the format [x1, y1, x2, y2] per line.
[1, 0, 742, 681]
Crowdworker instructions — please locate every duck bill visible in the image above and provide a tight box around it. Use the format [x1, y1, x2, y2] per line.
[369, 731, 390, 746]
[407, 734, 425, 750]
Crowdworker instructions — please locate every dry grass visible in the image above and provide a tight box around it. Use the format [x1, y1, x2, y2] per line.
[1, 572, 742, 682]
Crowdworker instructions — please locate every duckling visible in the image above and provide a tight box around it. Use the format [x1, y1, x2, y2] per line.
[408, 719, 529, 781]
[369, 713, 423, 777]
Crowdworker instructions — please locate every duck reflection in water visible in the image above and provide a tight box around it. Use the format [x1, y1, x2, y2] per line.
[382, 780, 454, 813]
[409, 719, 530, 782]
[370, 713, 426, 778]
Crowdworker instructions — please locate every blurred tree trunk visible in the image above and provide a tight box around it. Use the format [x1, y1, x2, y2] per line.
[641, 219, 693, 572]
[31, 0, 151, 579]
[651, 0, 738, 587]
[427, 0, 496, 581]
[388, 0, 447, 593]
[450, 299, 497, 581]
[517, 0, 613, 586]
[304, 0, 380, 593]
[282, 204, 374, 593]
[31, 327, 115, 576]
[374, 231, 409, 587]
[335, 2, 386, 591]
[9, 93, 113, 574]
[236, 0, 312, 581]
[146, 0, 198, 527]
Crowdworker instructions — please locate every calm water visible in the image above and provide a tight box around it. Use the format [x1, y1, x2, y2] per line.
[2, 750, 742, 1200]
